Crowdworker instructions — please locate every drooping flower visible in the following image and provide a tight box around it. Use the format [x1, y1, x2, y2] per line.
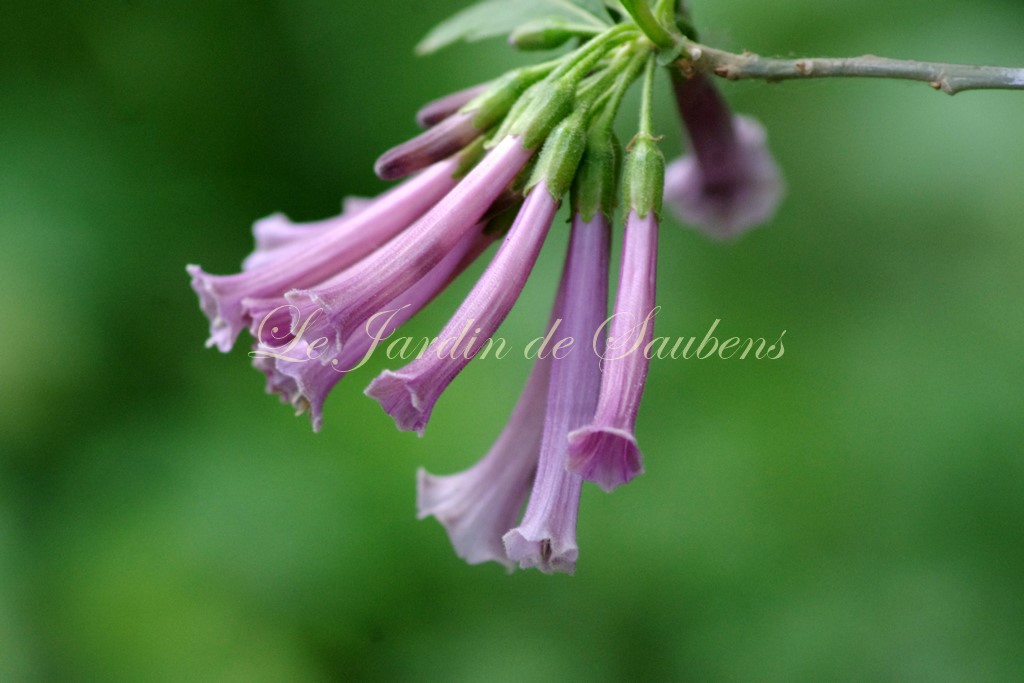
[503, 211, 610, 573]
[565, 64, 663, 493]
[416, 354, 550, 568]
[567, 207, 656, 491]
[664, 72, 784, 239]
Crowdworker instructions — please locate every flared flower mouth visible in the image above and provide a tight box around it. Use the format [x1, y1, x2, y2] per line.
[567, 425, 645, 493]
[664, 115, 784, 239]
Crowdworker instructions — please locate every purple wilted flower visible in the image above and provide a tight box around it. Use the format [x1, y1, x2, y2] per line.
[503, 212, 610, 574]
[664, 72, 784, 239]
[188, 157, 463, 352]
[417, 355, 550, 568]
[567, 209, 656, 491]
[365, 179, 559, 435]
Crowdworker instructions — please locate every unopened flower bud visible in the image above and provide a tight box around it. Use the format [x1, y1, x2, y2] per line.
[509, 19, 589, 51]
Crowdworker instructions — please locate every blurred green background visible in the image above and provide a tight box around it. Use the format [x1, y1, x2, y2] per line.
[3, 0, 1023, 680]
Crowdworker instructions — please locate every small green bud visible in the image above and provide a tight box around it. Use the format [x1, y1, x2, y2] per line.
[509, 19, 590, 51]
[527, 110, 588, 199]
[623, 134, 665, 218]
[572, 128, 622, 221]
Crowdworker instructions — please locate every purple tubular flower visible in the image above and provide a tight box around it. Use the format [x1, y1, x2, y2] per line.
[187, 158, 462, 352]
[567, 209, 656, 492]
[503, 213, 610, 574]
[417, 354, 550, 568]
[375, 111, 483, 180]
[254, 227, 495, 432]
[289, 135, 535, 358]
[364, 180, 559, 436]
[665, 72, 784, 239]
[416, 82, 490, 129]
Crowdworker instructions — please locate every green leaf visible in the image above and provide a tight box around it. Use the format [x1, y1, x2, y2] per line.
[416, 0, 609, 55]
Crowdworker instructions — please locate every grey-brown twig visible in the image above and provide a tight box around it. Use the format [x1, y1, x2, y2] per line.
[677, 41, 1024, 95]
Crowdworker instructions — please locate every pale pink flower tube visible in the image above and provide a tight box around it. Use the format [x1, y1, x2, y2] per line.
[503, 213, 610, 574]
[416, 355, 551, 568]
[567, 210, 657, 492]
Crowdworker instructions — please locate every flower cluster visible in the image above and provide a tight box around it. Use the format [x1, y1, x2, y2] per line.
[188, 2, 783, 573]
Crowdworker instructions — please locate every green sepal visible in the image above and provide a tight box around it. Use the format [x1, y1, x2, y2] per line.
[463, 66, 552, 131]
[486, 83, 537, 149]
[526, 109, 588, 199]
[508, 80, 576, 150]
[571, 128, 621, 221]
[511, 155, 540, 195]
[623, 134, 665, 218]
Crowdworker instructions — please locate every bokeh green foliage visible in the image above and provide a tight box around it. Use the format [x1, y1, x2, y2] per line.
[2, 1, 1023, 680]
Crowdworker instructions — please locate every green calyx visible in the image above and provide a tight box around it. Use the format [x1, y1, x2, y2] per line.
[623, 134, 664, 218]
[623, 53, 664, 217]
[505, 26, 638, 147]
[490, 23, 641, 150]
[508, 79, 577, 150]
[460, 21, 668, 213]
[463, 62, 557, 131]
[526, 109, 588, 199]
[572, 128, 621, 222]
